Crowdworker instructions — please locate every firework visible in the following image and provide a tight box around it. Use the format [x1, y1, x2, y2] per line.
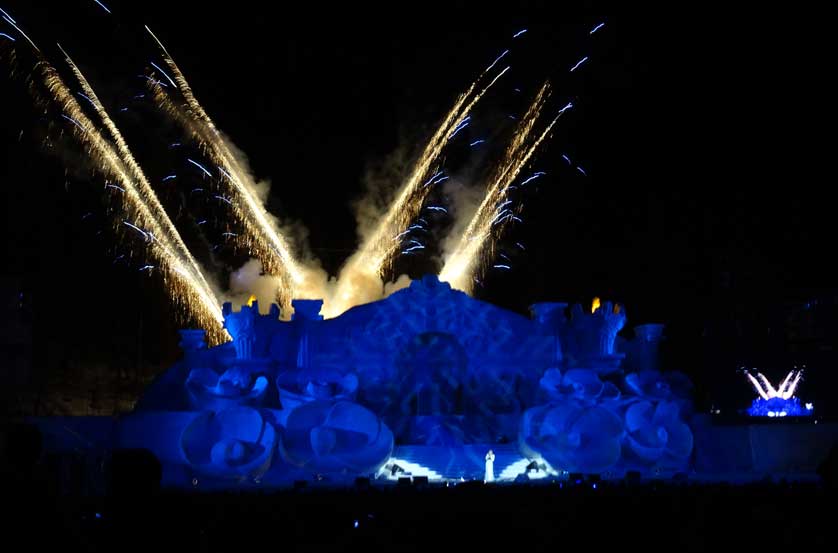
[439, 83, 570, 292]
[93, 1, 112, 15]
[35, 46, 228, 342]
[59, 47, 219, 297]
[569, 56, 588, 72]
[6, 8, 597, 327]
[145, 26, 307, 312]
[323, 62, 511, 317]
[1, 9, 38, 51]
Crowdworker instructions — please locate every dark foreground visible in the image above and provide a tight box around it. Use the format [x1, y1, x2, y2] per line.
[4, 421, 838, 552]
[7, 475, 837, 552]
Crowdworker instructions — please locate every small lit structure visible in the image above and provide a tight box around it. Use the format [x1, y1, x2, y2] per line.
[744, 369, 814, 417]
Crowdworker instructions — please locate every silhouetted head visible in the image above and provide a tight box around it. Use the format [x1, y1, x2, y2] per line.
[108, 448, 162, 497]
[2, 423, 43, 472]
[817, 440, 838, 489]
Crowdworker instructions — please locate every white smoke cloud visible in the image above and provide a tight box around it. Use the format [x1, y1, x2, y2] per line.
[224, 258, 281, 314]
[351, 144, 412, 243]
[220, 131, 422, 318]
[438, 176, 484, 263]
[224, 256, 410, 319]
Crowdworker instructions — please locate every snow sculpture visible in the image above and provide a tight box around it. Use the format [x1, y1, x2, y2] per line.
[519, 400, 625, 473]
[180, 406, 277, 480]
[565, 300, 626, 374]
[279, 400, 394, 475]
[185, 368, 269, 411]
[623, 400, 693, 468]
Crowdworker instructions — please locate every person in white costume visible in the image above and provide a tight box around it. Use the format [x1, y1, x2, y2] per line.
[485, 449, 495, 482]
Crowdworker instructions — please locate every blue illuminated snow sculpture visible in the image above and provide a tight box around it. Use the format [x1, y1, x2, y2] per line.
[624, 400, 693, 467]
[276, 298, 359, 409]
[127, 276, 696, 482]
[340, 276, 553, 445]
[624, 369, 694, 417]
[564, 299, 627, 374]
[522, 365, 694, 473]
[623, 323, 666, 372]
[519, 400, 625, 473]
[186, 368, 269, 411]
[180, 406, 277, 480]
[179, 328, 208, 356]
[625, 370, 693, 402]
[222, 299, 281, 361]
[748, 397, 813, 418]
[276, 368, 359, 409]
[279, 400, 394, 475]
[529, 302, 567, 365]
[744, 369, 814, 418]
[539, 368, 621, 405]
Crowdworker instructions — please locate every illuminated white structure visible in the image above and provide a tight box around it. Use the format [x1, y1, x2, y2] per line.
[745, 370, 803, 401]
[744, 369, 813, 418]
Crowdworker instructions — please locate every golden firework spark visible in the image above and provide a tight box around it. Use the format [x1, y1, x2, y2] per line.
[59, 46, 220, 309]
[324, 66, 510, 317]
[439, 82, 569, 293]
[146, 27, 305, 313]
[39, 56, 228, 343]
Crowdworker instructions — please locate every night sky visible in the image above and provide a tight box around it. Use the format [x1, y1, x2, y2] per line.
[1, 2, 835, 411]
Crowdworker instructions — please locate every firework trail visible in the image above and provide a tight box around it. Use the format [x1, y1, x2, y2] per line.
[145, 27, 308, 312]
[58, 46, 219, 302]
[93, 1, 112, 14]
[5, 11, 226, 339]
[323, 61, 511, 317]
[34, 48, 227, 341]
[439, 83, 570, 293]
[1, 7, 38, 51]
[144, 26, 211, 124]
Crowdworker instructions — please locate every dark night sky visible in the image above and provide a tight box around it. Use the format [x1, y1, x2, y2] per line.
[2, 2, 835, 409]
